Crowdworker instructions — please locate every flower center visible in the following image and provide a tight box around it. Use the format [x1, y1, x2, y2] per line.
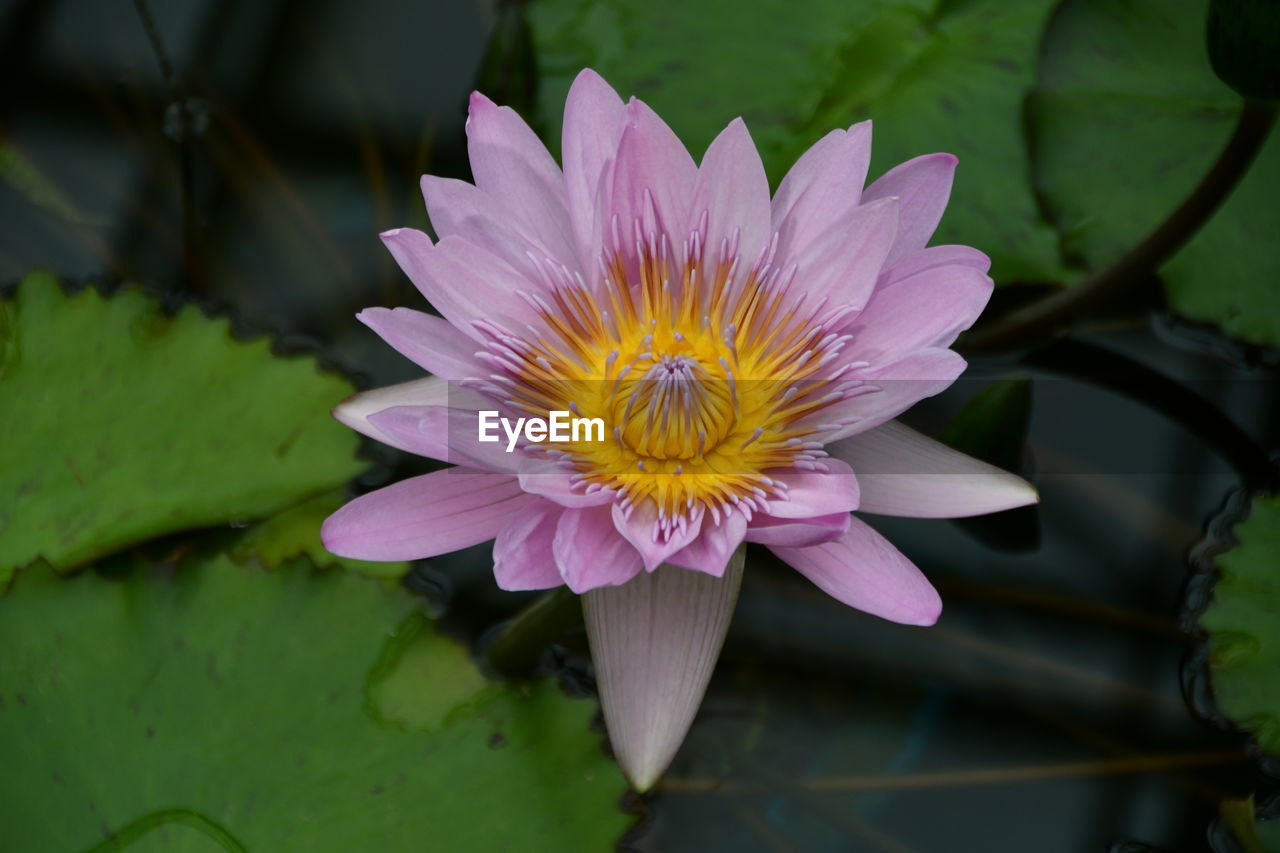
[613, 353, 733, 460]
[471, 217, 865, 527]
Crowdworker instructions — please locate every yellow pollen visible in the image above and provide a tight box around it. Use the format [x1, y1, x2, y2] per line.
[477, 228, 857, 525]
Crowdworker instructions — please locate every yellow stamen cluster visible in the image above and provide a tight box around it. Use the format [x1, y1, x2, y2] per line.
[474, 221, 860, 530]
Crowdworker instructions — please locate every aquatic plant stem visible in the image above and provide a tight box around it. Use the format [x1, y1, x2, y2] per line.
[963, 99, 1277, 353]
[482, 586, 582, 678]
[133, 0, 203, 294]
[1025, 339, 1278, 491]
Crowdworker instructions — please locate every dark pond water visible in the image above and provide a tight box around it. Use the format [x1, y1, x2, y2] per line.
[3, 1, 1277, 850]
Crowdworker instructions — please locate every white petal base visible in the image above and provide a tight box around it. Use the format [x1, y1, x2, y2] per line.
[583, 547, 745, 792]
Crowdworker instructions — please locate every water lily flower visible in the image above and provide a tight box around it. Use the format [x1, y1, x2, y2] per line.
[322, 69, 1038, 791]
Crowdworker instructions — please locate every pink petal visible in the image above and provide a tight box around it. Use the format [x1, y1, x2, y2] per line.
[583, 547, 744, 791]
[465, 92, 577, 267]
[321, 470, 530, 561]
[769, 517, 941, 625]
[826, 420, 1039, 518]
[332, 377, 447, 454]
[879, 244, 990, 285]
[822, 348, 967, 442]
[846, 264, 993, 361]
[367, 405, 519, 474]
[363, 405, 453, 462]
[357, 307, 481, 380]
[690, 118, 772, 273]
[667, 512, 748, 577]
[744, 512, 851, 547]
[421, 176, 570, 281]
[611, 500, 703, 572]
[765, 457, 860, 519]
[518, 460, 616, 508]
[493, 500, 566, 590]
[553, 505, 644, 593]
[562, 69, 627, 269]
[381, 230, 540, 340]
[608, 99, 697, 269]
[772, 122, 873, 261]
[862, 153, 957, 268]
[787, 196, 898, 311]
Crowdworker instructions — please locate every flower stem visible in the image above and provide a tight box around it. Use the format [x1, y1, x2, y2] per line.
[962, 98, 1277, 353]
[132, 0, 203, 295]
[481, 586, 582, 678]
[1023, 339, 1277, 491]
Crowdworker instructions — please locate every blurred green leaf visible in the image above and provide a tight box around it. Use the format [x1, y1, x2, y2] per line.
[1200, 495, 1280, 756]
[477, 0, 541, 123]
[939, 375, 1033, 474]
[229, 490, 410, 580]
[527, 0, 1070, 284]
[1030, 0, 1280, 346]
[0, 554, 629, 851]
[0, 273, 365, 584]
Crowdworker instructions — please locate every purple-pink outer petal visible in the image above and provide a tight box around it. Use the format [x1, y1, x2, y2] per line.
[321, 469, 531, 561]
[769, 517, 942, 626]
[611, 500, 703, 571]
[465, 92, 577, 267]
[788, 196, 898, 311]
[822, 348, 968, 441]
[562, 69, 627, 270]
[421, 175, 564, 282]
[554, 505, 645, 593]
[493, 500, 566, 591]
[357, 307, 482, 380]
[367, 405, 519, 473]
[765, 458, 860, 518]
[607, 99, 698, 270]
[827, 420, 1039, 518]
[380, 230, 540, 338]
[744, 512, 851, 547]
[690, 118, 772, 271]
[847, 264, 993, 360]
[861, 152, 957, 268]
[332, 377, 447, 455]
[772, 123, 873, 261]
[667, 512, 747, 577]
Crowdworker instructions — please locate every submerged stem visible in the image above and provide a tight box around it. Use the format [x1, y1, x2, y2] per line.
[963, 99, 1277, 353]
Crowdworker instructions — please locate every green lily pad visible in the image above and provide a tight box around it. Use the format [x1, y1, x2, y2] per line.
[527, 0, 1070, 284]
[229, 490, 410, 580]
[1200, 495, 1280, 755]
[1030, 0, 1280, 347]
[1263, 820, 1280, 853]
[0, 272, 365, 584]
[0, 554, 629, 851]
